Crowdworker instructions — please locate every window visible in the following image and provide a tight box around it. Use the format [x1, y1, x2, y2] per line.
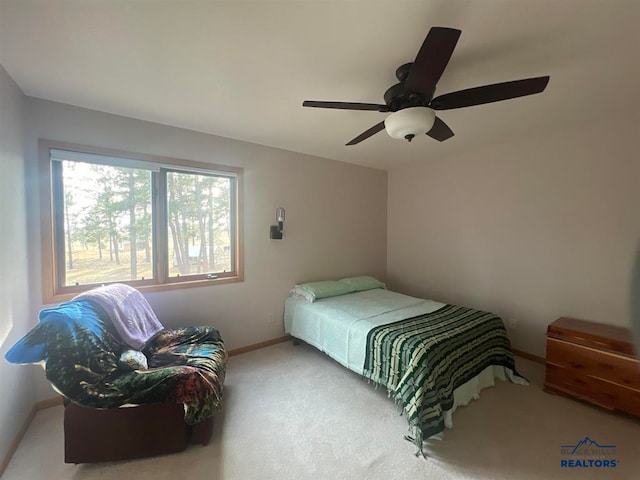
[40, 141, 243, 302]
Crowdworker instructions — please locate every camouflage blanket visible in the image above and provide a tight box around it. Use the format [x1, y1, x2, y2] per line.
[5, 300, 226, 424]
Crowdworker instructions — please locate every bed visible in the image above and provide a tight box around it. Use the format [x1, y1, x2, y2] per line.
[284, 278, 527, 454]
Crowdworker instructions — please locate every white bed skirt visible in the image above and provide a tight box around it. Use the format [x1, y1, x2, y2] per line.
[432, 365, 528, 440]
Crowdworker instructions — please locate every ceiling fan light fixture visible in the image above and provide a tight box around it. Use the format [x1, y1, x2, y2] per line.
[384, 107, 436, 142]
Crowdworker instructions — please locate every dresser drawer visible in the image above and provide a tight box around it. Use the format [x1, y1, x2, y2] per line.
[547, 317, 635, 356]
[546, 337, 640, 388]
[545, 363, 640, 417]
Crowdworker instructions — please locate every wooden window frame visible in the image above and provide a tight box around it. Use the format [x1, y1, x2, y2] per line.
[39, 140, 244, 304]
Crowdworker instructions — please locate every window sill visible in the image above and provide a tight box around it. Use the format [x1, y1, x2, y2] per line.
[43, 274, 243, 305]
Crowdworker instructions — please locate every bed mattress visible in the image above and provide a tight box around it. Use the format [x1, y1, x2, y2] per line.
[285, 288, 445, 375]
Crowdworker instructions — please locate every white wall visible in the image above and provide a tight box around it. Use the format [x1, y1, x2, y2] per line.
[0, 66, 36, 463]
[24, 98, 388, 399]
[387, 114, 640, 357]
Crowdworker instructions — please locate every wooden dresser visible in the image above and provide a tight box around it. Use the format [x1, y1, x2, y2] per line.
[544, 317, 640, 417]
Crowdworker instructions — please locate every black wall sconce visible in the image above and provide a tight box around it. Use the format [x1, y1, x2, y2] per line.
[270, 207, 285, 239]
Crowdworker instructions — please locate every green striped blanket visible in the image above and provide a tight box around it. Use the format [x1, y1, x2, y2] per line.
[363, 304, 525, 453]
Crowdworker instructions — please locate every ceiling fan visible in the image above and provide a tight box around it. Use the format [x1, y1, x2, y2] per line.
[302, 27, 550, 145]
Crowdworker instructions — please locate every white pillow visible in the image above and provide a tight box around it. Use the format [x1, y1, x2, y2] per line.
[289, 286, 316, 303]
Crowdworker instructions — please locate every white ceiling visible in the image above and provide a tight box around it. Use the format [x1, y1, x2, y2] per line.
[1, 0, 639, 170]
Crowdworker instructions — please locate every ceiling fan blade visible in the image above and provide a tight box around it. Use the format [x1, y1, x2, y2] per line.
[426, 117, 454, 141]
[303, 100, 389, 112]
[404, 27, 462, 97]
[430, 76, 550, 110]
[346, 121, 386, 146]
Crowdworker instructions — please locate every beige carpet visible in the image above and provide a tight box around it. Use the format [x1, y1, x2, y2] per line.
[3, 341, 640, 480]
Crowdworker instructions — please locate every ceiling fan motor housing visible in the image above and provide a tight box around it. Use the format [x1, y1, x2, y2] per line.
[395, 62, 414, 82]
[384, 64, 435, 112]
